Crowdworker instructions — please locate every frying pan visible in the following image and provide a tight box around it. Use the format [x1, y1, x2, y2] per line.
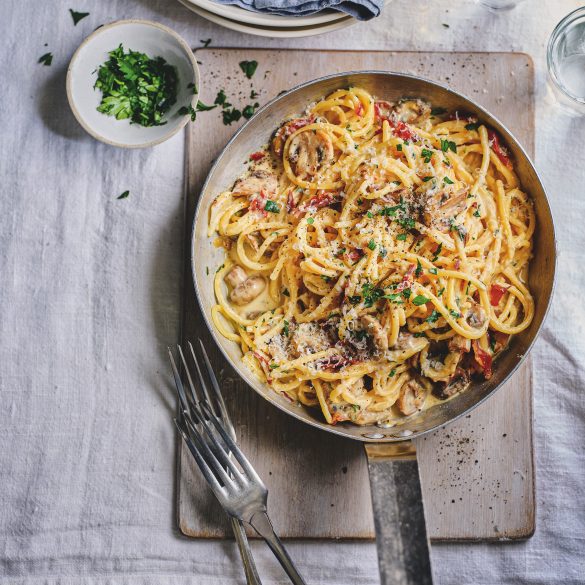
[191, 72, 556, 585]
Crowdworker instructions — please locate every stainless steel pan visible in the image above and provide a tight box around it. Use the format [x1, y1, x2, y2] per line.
[191, 72, 556, 585]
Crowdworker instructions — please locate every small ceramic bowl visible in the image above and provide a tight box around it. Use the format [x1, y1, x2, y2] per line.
[67, 19, 199, 148]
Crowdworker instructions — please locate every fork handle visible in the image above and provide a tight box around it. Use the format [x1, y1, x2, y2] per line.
[231, 516, 263, 585]
[248, 511, 306, 585]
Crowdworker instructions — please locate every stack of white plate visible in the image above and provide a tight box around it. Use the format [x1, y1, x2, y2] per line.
[177, 0, 359, 37]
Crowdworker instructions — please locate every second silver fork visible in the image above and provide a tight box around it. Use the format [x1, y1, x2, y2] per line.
[169, 342, 262, 585]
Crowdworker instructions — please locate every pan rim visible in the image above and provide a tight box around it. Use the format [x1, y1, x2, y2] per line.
[190, 69, 557, 443]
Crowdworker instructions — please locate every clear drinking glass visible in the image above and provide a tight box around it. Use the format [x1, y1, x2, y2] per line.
[548, 7, 585, 115]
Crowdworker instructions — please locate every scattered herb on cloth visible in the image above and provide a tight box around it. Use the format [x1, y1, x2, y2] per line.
[69, 9, 89, 25]
[94, 44, 178, 127]
[239, 60, 258, 79]
[38, 52, 53, 66]
[117, 190, 130, 200]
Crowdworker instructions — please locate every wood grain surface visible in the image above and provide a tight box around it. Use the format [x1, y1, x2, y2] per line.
[178, 50, 535, 541]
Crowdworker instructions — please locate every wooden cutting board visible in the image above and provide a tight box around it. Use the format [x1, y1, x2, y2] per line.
[178, 50, 535, 541]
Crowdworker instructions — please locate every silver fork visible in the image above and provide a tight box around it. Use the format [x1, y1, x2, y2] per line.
[169, 342, 262, 585]
[171, 340, 307, 585]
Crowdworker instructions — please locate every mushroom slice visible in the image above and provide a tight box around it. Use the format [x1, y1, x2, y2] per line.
[230, 276, 266, 306]
[287, 129, 334, 179]
[360, 315, 389, 353]
[233, 170, 278, 198]
[397, 377, 428, 416]
[224, 265, 247, 289]
[448, 334, 471, 353]
[467, 302, 488, 329]
[434, 368, 469, 400]
[387, 332, 429, 363]
[420, 185, 468, 233]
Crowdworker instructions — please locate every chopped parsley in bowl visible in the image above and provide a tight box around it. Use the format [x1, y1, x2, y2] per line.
[67, 19, 200, 148]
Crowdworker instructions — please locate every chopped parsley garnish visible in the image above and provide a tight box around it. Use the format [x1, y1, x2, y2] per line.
[465, 122, 479, 131]
[415, 259, 423, 277]
[366, 211, 373, 218]
[402, 288, 412, 299]
[187, 82, 198, 94]
[306, 217, 314, 225]
[69, 9, 89, 25]
[473, 208, 481, 217]
[94, 44, 178, 126]
[431, 107, 446, 116]
[361, 282, 384, 308]
[389, 369, 396, 377]
[215, 89, 228, 106]
[38, 52, 53, 66]
[335, 247, 346, 257]
[412, 295, 429, 306]
[269, 363, 279, 370]
[397, 144, 403, 151]
[367, 239, 376, 251]
[282, 288, 290, 297]
[222, 107, 242, 125]
[243, 102, 260, 119]
[422, 176, 433, 182]
[437, 287, 445, 297]
[264, 200, 279, 213]
[178, 100, 217, 121]
[449, 309, 461, 319]
[348, 295, 361, 305]
[117, 190, 129, 199]
[200, 38, 212, 48]
[239, 60, 258, 79]
[440, 138, 457, 153]
[421, 148, 433, 163]
[443, 176, 454, 184]
[429, 267, 438, 275]
[426, 310, 441, 323]
[384, 293, 403, 304]
[321, 275, 331, 283]
[396, 233, 407, 241]
[432, 243, 442, 261]
[450, 221, 466, 241]
[283, 320, 289, 336]
[378, 247, 387, 258]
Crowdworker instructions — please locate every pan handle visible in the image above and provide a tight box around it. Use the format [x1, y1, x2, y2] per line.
[364, 442, 434, 585]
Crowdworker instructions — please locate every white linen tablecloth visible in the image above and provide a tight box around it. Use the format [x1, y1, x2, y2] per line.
[1, 0, 584, 583]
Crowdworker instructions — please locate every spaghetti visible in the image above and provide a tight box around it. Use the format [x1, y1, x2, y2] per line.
[207, 87, 535, 427]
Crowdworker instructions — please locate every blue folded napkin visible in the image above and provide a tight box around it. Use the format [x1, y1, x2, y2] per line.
[213, 0, 384, 21]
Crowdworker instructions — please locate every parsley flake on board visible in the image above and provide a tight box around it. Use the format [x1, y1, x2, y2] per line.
[200, 38, 212, 48]
[69, 9, 89, 25]
[38, 52, 53, 66]
[117, 190, 129, 199]
[94, 44, 178, 127]
[242, 102, 260, 119]
[239, 60, 258, 79]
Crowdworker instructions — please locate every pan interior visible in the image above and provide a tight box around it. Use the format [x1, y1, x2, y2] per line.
[191, 71, 556, 443]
